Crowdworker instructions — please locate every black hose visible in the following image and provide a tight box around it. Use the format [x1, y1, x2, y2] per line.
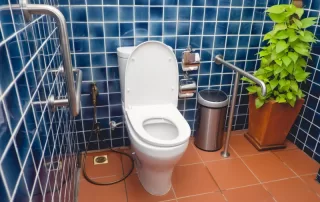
[81, 122, 135, 185]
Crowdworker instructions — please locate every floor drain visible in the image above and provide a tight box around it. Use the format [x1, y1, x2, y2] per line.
[93, 155, 108, 165]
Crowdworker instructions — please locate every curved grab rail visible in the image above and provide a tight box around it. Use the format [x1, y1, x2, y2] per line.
[214, 55, 267, 158]
[215, 55, 267, 96]
[3, 4, 81, 116]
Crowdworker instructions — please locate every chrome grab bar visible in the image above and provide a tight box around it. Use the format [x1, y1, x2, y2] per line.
[214, 55, 267, 158]
[2, 3, 82, 116]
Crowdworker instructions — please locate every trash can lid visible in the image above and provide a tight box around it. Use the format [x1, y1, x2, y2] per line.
[198, 90, 228, 108]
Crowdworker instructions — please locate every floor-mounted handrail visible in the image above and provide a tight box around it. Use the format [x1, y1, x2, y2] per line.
[1, 4, 81, 117]
[214, 55, 267, 158]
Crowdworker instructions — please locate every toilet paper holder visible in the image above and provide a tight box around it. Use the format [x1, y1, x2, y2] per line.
[179, 76, 196, 98]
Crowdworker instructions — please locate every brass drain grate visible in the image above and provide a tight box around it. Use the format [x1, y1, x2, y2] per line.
[93, 155, 108, 165]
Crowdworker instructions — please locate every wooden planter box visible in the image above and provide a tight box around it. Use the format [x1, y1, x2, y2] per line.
[245, 95, 304, 151]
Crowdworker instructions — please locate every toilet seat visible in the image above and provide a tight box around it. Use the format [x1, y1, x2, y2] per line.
[126, 104, 191, 147]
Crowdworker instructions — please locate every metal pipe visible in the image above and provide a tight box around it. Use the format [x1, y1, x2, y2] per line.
[215, 55, 267, 96]
[214, 55, 267, 158]
[2, 4, 81, 116]
[221, 72, 240, 158]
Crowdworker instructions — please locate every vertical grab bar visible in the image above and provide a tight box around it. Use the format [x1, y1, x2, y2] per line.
[5, 4, 82, 117]
[214, 55, 267, 158]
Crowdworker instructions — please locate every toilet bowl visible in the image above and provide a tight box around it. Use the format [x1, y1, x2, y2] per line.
[117, 41, 191, 195]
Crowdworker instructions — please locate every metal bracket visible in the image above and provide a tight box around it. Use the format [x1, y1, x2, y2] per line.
[32, 95, 68, 112]
[19, 0, 32, 22]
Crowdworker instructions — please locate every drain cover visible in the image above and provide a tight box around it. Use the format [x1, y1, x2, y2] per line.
[93, 155, 108, 165]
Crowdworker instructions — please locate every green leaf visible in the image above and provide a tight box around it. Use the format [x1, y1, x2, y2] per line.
[295, 8, 304, 18]
[286, 63, 294, 74]
[241, 77, 255, 84]
[247, 86, 258, 93]
[259, 50, 271, 57]
[274, 64, 284, 74]
[270, 79, 279, 90]
[297, 58, 307, 67]
[275, 30, 289, 39]
[276, 95, 286, 103]
[288, 96, 296, 107]
[274, 23, 288, 32]
[287, 92, 293, 100]
[289, 35, 299, 42]
[301, 17, 318, 28]
[288, 52, 299, 63]
[294, 67, 310, 82]
[255, 97, 265, 109]
[292, 43, 310, 57]
[276, 40, 288, 53]
[299, 31, 316, 43]
[293, 18, 302, 28]
[290, 81, 299, 92]
[280, 69, 289, 78]
[266, 5, 287, 14]
[282, 56, 291, 66]
[275, 59, 283, 66]
[269, 13, 287, 23]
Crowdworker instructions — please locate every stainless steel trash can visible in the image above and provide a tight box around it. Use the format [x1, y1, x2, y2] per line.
[194, 90, 228, 151]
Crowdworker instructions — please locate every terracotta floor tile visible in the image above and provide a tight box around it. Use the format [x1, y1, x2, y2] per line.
[223, 185, 275, 202]
[125, 174, 175, 202]
[120, 148, 137, 175]
[283, 140, 298, 150]
[229, 135, 262, 156]
[80, 151, 123, 179]
[194, 145, 238, 162]
[264, 178, 320, 202]
[78, 176, 127, 202]
[274, 149, 319, 175]
[301, 174, 320, 195]
[172, 164, 219, 198]
[206, 158, 259, 190]
[177, 142, 202, 165]
[177, 192, 226, 202]
[242, 153, 296, 182]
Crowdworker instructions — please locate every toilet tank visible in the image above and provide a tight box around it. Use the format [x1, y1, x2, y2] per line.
[117, 47, 136, 100]
[117, 45, 173, 101]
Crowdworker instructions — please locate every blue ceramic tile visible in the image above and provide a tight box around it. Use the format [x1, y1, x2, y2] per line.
[90, 39, 105, 52]
[107, 53, 118, 66]
[135, 7, 149, 21]
[190, 22, 203, 35]
[206, 0, 218, 6]
[87, 7, 103, 21]
[89, 23, 104, 37]
[230, 8, 242, 21]
[104, 7, 118, 21]
[74, 39, 89, 53]
[149, 22, 162, 36]
[228, 22, 239, 35]
[150, 0, 163, 5]
[104, 23, 119, 37]
[92, 68, 107, 80]
[189, 36, 201, 48]
[179, 0, 191, 5]
[120, 7, 134, 21]
[179, 7, 191, 21]
[239, 22, 251, 34]
[242, 8, 254, 21]
[0, 46, 13, 92]
[205, 8, 217, 21]
[216, 22, 228, 35]
[178, 22, 190, 35]
[120, 23, 134, 37]
[176, 36, 188, 49]
[202, 36, 214, 48]
[71, 7, 87, 22]
[135, 0, 148, 5]
[192, 7, 204, 21]
[105, 38, 120, 52]
[217, 8, 230, 21]
[164, 22, 177, 35]
[88, 0, 102, 4]
[120, 0, 133, 4]
[76, 54, 91, 67]
[164, 7, 177, 21]
[92, 54, 106, 67]
[136, 22, 148, 36]
[150, 7, 163, 21]
[72, 23, 88, 37]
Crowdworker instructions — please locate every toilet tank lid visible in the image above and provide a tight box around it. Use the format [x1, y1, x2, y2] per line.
[117, 45, 173, 59]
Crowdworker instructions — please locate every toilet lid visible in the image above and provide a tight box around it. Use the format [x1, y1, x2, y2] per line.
[124, 41, 179, 109]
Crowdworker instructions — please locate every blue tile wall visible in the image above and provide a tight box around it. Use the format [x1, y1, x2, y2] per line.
[288, 0, 320, 181]
[60, 0, 297, 151]
[0, 0, 78, 201]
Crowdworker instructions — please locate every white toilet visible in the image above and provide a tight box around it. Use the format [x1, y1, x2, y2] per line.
[117, 41, 191, 195]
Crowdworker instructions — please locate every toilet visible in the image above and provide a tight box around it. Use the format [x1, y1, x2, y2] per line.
[117, 41, 191, 195]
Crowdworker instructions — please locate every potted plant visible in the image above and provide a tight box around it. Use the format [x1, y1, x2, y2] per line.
[242, 4, 317, 150]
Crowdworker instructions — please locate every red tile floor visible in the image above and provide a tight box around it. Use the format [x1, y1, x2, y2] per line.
[78, 131, 320, 202]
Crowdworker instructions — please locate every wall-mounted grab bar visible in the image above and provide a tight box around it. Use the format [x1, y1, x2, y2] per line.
[2, 4, 81, 116]
[214, 55, 267, 158]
